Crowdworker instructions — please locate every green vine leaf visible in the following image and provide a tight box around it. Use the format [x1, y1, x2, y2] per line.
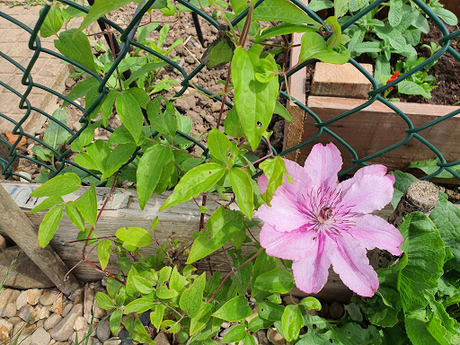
[31, 173, 81, 198]
[55, 29, 97, 73]
[38, 205, 64, 248]
[97, 240, 112, 270]
[212, 295, 252, 322]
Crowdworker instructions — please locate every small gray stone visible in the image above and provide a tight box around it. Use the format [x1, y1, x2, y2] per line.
[18, 305, 35, 321]
[27, 289, 43, 306]
[5, 302, 16, 318]
[83, 284, 95, 323]
[0, 234, 5, 249]
[267, 328, 287, 345]
[211, 102, 222, 112]
[96, 320, 110, 342]
[256, 330, 269, 345]
[8, 317, 22, 325]
[40, 290, 60, 306]
[34, 305, 50, 320]
[62, 303, 72, 317]
[50, 304, 83, 341]
[118, 328, 133, 345]
[28, 327, 50, 345]
[73, 316, 88, 332]
[103, 338, 121, 345]
[153, 332, 170, 345]
[16, 290, 28, 310]
[0, 288, 20, 307]
[44, 313, 62, 331]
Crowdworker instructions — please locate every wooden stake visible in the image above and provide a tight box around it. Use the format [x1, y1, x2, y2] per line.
[0, 184, 80, 295]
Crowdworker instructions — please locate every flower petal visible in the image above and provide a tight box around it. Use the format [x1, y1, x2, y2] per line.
[257, 174, 268, 195]
[350, 214, 403, 255]
[339, 165, 394, 214]
[292, 233, 335, 294]
[260, 224, 317, 261]
[330, 234, 379, 297]
[303, 143, 342, 189]
[255, 188, 309, 233]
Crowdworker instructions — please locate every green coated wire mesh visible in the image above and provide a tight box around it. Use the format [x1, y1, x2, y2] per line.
[0, 0, 460, 186]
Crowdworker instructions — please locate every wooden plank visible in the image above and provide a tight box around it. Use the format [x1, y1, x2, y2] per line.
[303, 96, 460, 171]
[311, 63, 373, 99]
[1, 182, 396, 302]
[283, 0, 308, 162]
[0, 184, 80, 295]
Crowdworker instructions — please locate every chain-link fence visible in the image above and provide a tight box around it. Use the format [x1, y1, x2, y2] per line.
[0, 0, 459, 185]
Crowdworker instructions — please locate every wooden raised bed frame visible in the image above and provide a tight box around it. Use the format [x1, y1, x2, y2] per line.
[284, 62, 460, 174]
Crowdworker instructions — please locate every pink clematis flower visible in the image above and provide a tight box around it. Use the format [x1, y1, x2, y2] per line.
[255, 143, 404, 297]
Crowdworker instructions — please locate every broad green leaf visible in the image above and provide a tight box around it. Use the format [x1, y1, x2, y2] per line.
[299, 32, 350, 64]
[252, 250, 278, 297]
[78, 0, 133, 34]
[101, 143, 137, 181]
[75, 184, 97, 227]
[71, 120, 102, 152]
[391, 171, 417, 208]
[31, 173, 81, 198]
[254, 23, 317, 44]
[257, 301, 285, 321]
[248, 316, 274, 332]
[65, 201, 85, 231]
[254, 268, 295, 294]
[432, 7, 458, 26]
[407, 158, 456, 179]
[398, 212, 445, 312]
[40, 6, 64, 38]
[300, 297, 322, 310]
[101, 91, 119, 127]
[243, 334, 257, 345]
[55, 29, 97, 73]
[96, 292, 115, 310]
[429, 192, 460, 267]
[64, 77, 99, 106]
[334, 0, 350, 18]
[132, 276, 153, 295]
[136, 144, 174, 210]
[229, 168, 253, 219]
[151, 304, 166, 331]
[274, 101, 292, 122]
[253, 0, 316, 24]
[201, 34, 235, 69]
[388, 0, 403, 26]
[180, 273, 206, 318]
[30, 196, 64, 214]
[116, 227, 152, 248]
[190, 303, 213, 335]
[259, 156, 290, 205]
[124, 298, 154, 314]
[115, 91, 144, 144]
[161, 163, 226, 210]
[398, 80, 432, 99]
[108, 125, 135, 147]
[281, 305, 304, 342]
[38, 205, 64, 247]
[97, 240, 112, 270]
[221, 324, 246, 344]
[308, 0, 334, 12]
[374, 26, 406, 51]
[158, 266, 172, 286]
[110, 309, 123, 335]
[231, 46, 279, 150]
[208, 128, 232, 164]
[230, 0, 247, 13]
[406, 309, 448, 345]
[43, 108, 70, 150]
[212, 295, 252, 322]
[107, 276, 122, 299]
[170, 266, 186, 292]
[125, 316, 154, 345]
[187, 207, 244, 264]
[156, 286, 179, 299]
[325, 16, 341, 48]
[127, 87, 150, 110]
[147, 98, 177, 136]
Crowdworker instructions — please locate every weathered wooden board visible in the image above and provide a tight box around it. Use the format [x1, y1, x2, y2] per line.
[301, 95, 460, 171]
[3, 182, 395, 302]
[311, 63, 373, 99]
[442, 0, 460, 17]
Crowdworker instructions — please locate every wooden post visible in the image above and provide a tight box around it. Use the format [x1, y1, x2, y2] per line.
[283, 0, 308, 162]
[0, 184, 80, 295]
[388, 180, 439, 228]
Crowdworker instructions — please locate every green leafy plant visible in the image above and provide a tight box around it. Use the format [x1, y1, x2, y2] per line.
[310, 0, 458, 91]
[29, 1, 460, 345]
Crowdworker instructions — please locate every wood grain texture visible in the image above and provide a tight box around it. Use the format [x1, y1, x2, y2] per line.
[0, 184, 80, 295]
[441, 0, 460, 17]
[311, 63, 373, 99]
[303, 96, 460, 170]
